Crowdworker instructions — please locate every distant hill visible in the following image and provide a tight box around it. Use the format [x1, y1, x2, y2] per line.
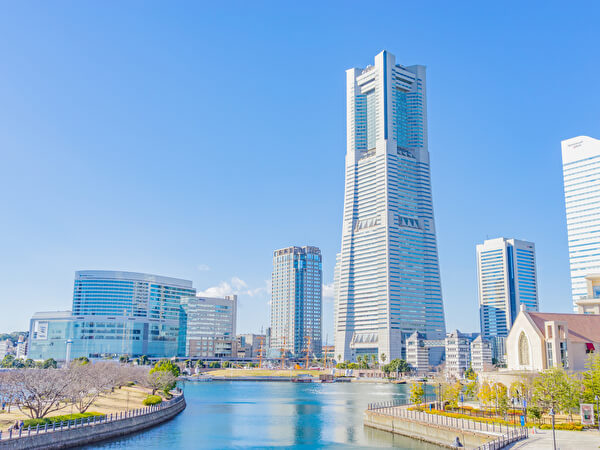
[0, 331, 28, 345]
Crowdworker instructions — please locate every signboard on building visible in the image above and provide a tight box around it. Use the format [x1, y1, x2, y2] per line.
[581, 404, 595, 426]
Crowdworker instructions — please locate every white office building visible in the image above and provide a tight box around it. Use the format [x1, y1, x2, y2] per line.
[470, 335, 493, 373]
[445, 330, 477, 379]
[477, 238, 538, 340]
[334, 51, 446, 364]
[562, 136, 600, 310]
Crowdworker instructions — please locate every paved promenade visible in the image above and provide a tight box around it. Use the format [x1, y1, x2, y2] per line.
[507, 428, 600, 449]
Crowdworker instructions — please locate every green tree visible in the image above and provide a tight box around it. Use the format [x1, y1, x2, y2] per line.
[464, 366, 476, 380]
[491, 382, 509, 416]
[582, 353, 600, 403]
[410, 382, 425, 407]
[0, 355, 15, 368]
[23, 359, 36, 368]
[209, 361, 221, 368]
[464, 379, 477, 399]
[380, 353, 387, 365]
[42, 358, 58, 369]
[119, 355, 130, 364]
[137, 355, 149, 366]
[150, 359, 180, 377]
[532, 367, 570, 414]
[478, 381, 493, 407]
[443, 381, 462, 408]
[73, 356, 90, 365]
[195, 360, 205, 368]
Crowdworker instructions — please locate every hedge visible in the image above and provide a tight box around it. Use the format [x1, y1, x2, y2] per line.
[540, 423, 583, 431]
[142, 395, 163, 406]
[23, 412, 105, 428]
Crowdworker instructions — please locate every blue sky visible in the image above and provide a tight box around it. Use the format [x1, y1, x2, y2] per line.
[1, 2, 599, 341]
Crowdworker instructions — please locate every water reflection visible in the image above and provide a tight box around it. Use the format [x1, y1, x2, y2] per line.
[82, 381, 445, 449]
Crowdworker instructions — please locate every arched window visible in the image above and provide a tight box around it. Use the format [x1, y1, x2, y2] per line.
[518, 332, 530, 366]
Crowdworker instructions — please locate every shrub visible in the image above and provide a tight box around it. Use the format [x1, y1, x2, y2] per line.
[209, 362, 221, 369]
[143, 395, 163, 406]
[539, 423, 583, 431]
[23, 412, 105, 427]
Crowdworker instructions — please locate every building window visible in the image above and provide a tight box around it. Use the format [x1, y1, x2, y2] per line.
[518, 332, 530, 366]
[546, 342, 553, 368]
[560, 342, 568, 368]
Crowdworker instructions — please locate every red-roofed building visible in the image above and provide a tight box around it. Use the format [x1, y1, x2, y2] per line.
[506, 308, 600, 371]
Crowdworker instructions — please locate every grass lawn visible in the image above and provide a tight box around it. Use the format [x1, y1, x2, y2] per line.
[0, 385, 152, 431]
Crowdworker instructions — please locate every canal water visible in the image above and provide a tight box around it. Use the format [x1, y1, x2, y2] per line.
[84, 381, 445, 449]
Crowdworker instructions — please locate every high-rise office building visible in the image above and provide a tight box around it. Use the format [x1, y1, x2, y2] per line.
[477, 238, 538, 340]
[562, 136, 600, 310]
[334, 51, 446, 363]
[271, 246, 322, 357]
[178, 295, 237, 358]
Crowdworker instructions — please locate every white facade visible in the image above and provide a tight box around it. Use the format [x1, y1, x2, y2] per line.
[477, 238, 538, 338]
[470, 335, 493, 373]
[506, 309, 600, 372]
[0, 339, 12, 358]
[562, 136, 600, 310]
[334, 51, 446, 363]
[406, 331, 430, 375]
[445, 330, 476, 379]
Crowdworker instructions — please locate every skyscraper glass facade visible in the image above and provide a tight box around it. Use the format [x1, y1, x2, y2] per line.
[334, 51, 446, 363]
[562, 136, 600, 309]
[271, 246, 322, 357]
[477, 238, 538, 338]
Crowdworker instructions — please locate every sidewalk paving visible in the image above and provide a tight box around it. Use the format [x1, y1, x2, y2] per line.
[506, 429, 600, 449]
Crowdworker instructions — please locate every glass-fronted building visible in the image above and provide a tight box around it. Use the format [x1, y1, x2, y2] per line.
[271, 246, 322, 357]
[477, 238, 539, 341]
[28, 270, 196, 360]
[334, 51, 446, 363]
[562, 136, 600, 310]
[178, 295, 237, 358]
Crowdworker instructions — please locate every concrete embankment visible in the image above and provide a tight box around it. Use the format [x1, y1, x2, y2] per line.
[0, 395, 186, 449]
[364, 409, 493, 449]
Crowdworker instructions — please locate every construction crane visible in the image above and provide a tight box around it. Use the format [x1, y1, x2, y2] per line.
[304, 336, 311, 369]
[258, 337, 264, 369]
[280, 336, 286, 369]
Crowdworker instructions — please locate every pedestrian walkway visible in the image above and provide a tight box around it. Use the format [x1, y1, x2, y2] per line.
[506, 428, 600, 449]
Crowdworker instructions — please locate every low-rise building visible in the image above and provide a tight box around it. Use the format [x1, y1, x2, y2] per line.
[0, 339, 13, 358]
[406, 331, 444, 375]
[506, 308, 600, 371]
[470, 335, 492, 373]
[574, 274, 600, 315]
[445, 330, 478, 379]
[236, 333, 266, 358]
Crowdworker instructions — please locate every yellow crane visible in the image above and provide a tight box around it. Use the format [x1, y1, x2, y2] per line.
[258, 337, 264, 369]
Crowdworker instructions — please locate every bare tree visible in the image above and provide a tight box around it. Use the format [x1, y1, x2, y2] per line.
[144, 370, 177, 395]
[4, 369, 72, 418]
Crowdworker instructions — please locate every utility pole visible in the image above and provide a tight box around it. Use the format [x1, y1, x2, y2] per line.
[550, 407, 557, 450]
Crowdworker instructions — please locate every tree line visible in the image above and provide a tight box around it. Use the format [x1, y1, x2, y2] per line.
[0, 358, 181, 419]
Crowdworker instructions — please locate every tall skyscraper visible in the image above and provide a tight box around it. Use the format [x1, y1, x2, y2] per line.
[334, 51, 446, 364]
[271, 246, 322, 357]
[477, 238, 539, 339]
[562, 136, 600, 309]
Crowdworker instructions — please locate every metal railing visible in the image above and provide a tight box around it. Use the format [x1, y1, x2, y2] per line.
[0, 394, 184, 442]
[367, 400, 528, 448]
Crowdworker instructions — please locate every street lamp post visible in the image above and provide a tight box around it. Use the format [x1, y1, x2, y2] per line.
[596, 395, 600, 433]
[550, 407, 557, 450]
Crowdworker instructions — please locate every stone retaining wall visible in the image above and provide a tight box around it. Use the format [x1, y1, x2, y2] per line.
[0, 395, 186, 449]
[364, 410, 493, 449]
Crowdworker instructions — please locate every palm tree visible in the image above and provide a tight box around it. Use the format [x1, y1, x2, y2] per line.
[370, 354, 376, 369]
[380, 353, 387, 366]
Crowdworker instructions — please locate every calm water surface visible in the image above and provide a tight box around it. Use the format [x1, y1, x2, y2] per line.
[84, 381, 445, 449]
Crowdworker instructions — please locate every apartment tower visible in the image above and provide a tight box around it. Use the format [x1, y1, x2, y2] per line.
[334, 51, 446, 363]
[271, 246, 322, 357]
